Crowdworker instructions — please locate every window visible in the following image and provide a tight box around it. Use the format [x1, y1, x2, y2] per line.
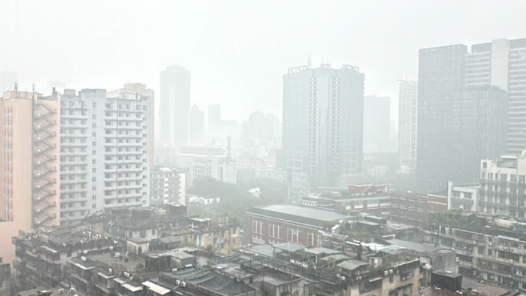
[520, 175, 525, 183]
[501, 174, 507, 181]
[93, 102, 97, 108]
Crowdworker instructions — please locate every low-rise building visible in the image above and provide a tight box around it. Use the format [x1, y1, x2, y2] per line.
[176, 146, 236, 185]
[421, 211, 526, 292]
[447, 182, 480, 212]
[247, 205, 354, 246]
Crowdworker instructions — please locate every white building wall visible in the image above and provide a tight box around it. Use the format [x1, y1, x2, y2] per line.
[60, 89, 151, 224]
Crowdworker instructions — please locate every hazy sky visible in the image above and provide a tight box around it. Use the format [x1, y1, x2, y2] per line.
[1, 0, 526, 122]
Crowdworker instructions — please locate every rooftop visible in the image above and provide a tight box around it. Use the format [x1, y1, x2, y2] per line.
[248, 205, 352, 228]
[272, 242, 306, 253]
[387, 239, 438, 254]
[336, 259, 368, 271]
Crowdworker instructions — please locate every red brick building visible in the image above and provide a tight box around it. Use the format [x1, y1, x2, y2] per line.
[247, 205, 353, 247]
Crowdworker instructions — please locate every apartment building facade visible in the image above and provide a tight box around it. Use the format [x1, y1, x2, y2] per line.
[423, 215, 526, 291]
[150, 166, 186, 206]
[59, 89, 151, 224]
[0, 90, 60, 267]
[479, 153, 526, 218]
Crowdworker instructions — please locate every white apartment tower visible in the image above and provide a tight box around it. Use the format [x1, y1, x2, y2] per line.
[398, 81, 418, 167]
[59, 89, 151, 224]
[281, 64, 365, 195]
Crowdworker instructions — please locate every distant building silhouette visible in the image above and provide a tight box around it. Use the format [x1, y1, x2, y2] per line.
[189, 105, 205, 146]
[281, 64, 364, 196]
[398, 81, 418, 168]
[160, 66, 191, 148]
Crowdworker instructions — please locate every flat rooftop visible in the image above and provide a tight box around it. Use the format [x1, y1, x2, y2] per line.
[248, 205, 352, 228]
[387, 239, 438, 254]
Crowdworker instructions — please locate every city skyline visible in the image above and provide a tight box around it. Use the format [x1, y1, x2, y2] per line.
[2, 1, 526, 122]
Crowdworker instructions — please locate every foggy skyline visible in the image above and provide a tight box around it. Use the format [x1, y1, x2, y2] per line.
[1, 0, 526, 121]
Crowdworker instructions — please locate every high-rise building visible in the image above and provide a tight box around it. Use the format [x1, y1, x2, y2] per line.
[450, 86, 507, 183]
[59, 88, 151, 224]
[0, 90, 60, 267]
[398, 81, 418, 167]
[189, 105, 205, 146]
[417, 39, 525, 191]
[463, 38, 526, 154]
[363, 95, 391, 153]
[417, 44, 467, 192]
[160, 66, 191, 148]
[281, 64, 364, 195]
[0, 71, 17, 93]
[108, 83, 155, 168]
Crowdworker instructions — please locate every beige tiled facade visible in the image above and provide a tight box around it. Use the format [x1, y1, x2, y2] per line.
[0, 90, 59, 268]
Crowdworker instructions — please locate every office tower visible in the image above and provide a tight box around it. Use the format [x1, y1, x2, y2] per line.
[464, 38, 526, 153]
[0, 90, 60, 267]
[450, 86, 507, 183]
[208, 104, 221, 130]
[363, 95, 391, 153]
[417, 45, 467, 192]
[0, 71, 17, 93]
[282, 64, 364, 195]
[59, 89, 151, 224]
[108, 83, 155, 168]
[160, 66, 191, 148]
[189, 105, 205, 146]
[398, 81, 418, 167]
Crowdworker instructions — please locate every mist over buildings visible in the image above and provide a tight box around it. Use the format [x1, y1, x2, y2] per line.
[3, 2, 526, 296]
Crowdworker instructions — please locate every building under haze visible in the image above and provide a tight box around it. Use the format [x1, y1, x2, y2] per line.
[0, 90, 60, 268]
[189, 105, 205, 146]
[417, 39, 519, 192]
[450, 86, 507, 184]
[281, 64, 365, 195]
[59, 88, 151, 224]
[363, 95, 391, 153]
[398, 81, 418, 168]
[160, 66, 191, 148]
[464, 38, 526, 154]
[417, 44, 468, 192]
